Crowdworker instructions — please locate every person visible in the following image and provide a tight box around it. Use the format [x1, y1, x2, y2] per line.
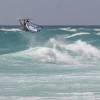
[23, 19, 26, 26]
[23, 19, 28, 31]
[19, 19, 29, 31]
[26, 19, 30, 25]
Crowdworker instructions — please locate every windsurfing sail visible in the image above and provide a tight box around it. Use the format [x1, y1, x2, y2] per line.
[19, 19, 42, 32]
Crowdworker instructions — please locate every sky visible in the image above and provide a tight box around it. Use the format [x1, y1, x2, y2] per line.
[0, 0, 100, 25]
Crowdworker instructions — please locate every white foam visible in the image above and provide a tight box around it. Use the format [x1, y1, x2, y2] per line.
[96, 32, 100, 35]
[65, 32, 90, 38]
[47, 39, 100, 59]
[60, 27, 77, 32]
[7, 38, 78, 65]
[0, 96, 42, 100]
[0, 28, 21, 32]
[66, 40, 100, 59]
[18, 47, 77, 64]
[0, 96, 97, 100]
[4, 38, 100, 64]
[94, 28, 100, 32]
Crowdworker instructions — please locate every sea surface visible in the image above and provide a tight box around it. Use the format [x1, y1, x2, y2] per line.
[0, 25, 100, 100]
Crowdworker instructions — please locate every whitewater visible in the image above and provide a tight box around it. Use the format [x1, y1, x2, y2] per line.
[0, 26, 100, 100]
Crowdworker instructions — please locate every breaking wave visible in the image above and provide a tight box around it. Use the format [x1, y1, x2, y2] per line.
[59, 27, 77, 32]
[65, 32, 90, 38]
[0, 28, 21, 32]
[5, 38, 100, 65]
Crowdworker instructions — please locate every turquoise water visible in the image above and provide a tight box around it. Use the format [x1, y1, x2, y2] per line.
[0, 26, 100, 99]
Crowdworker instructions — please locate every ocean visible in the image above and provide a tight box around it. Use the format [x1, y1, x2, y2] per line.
[0, 25, 100, 100]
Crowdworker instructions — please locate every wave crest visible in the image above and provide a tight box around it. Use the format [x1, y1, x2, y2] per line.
[12, 38, 100, 65]
[0, 28, 21, 32]
[59, 27, 77, 32]
[65, 32, 90, 38]
[18, 47, 78, 65]
[47, 39, 100, 60]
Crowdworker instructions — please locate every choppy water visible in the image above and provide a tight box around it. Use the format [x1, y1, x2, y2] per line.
[0, 26, 100, 100]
